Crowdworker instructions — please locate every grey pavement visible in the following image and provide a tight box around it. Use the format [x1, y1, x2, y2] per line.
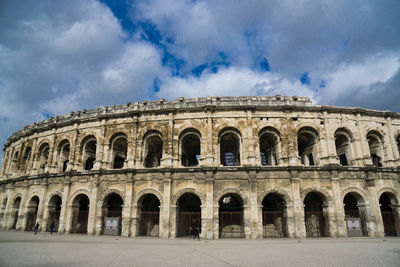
[0, 231, 399, 267]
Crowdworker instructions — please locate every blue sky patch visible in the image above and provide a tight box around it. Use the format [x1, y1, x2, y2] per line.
[300, 72, 311, 86]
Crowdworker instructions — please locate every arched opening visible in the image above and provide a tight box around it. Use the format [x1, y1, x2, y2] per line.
[25, 196, 39, 231]
[111, 134, 128, 169]
[367, 131, 384, 167]
[11, 151, 19, 172]
[47, 195, 62, 232]
[176, 193, 201, 237]
[11, 197, 21, 230]
[219, 193, 244, 238]
[304, 192, 327, 237]
[335, 129, 353, 166]
[379, 193, 399, 236]
[144, 132, 163, 168]
[102, 193, 123, 236]
[82, 137, 97, 170]
[396, 135, 400, 157]
[262, 193, 287, 238]
[38, 143, 50, 171]
[259, 128, 280, 166]
[138, 194, 160, 237]
[298, 127, 318, 166]
[71, 194, 90, 234]
[343, 193, 367, 236]
[20, 147, 32, 172]
[219, 128, 241, 166]
[180, 131, 201, 167]
[57, 140, 70, 172]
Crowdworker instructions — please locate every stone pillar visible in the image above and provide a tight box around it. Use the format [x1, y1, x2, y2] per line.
[36, 182, 48, 232]
[126, 122, 136, 168]
[243, 204, 251, 239]
[68, 127, 79, 171]
[285, 203, 296, 238]
[365, 178, 384, 237]
[324, 201, 337, 237]
[160, 177, 171, 238]
[87, 177, 99, 235]
[385, 117, 398, 166]
[161, 115, 174, 167]
[94, 122, 106, 170]
[290, 175, 306, 238]
[249, 172, 259, 239]
[357, 115, 373, 166]
[16, 186, 29, 231]
[58, 177, 71, 233]
[94, 201, 104, 235]
[213, 203, 219, 239]
[330, 176, 347, 237]
[122, 174, 134, 237]
[203, 175, 214, 239]
[201, 108, 214, 166]
[244, 109, 256, 166]
[169, 205, 177, 238]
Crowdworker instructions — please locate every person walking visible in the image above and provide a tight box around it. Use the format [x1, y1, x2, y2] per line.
[193, 227, 200, 240]
[34, 222, 39, 235]
[49, 222, 54, 235]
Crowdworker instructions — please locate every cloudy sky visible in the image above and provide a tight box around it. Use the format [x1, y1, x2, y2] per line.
[1, 0, 400, 157]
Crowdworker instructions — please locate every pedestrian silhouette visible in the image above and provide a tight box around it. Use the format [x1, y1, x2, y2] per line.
[34, 222, 39, 235]
[50, 222, 54, 235]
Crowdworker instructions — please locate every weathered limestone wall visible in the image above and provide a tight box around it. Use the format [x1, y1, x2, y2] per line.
[0, 96, 399, 239]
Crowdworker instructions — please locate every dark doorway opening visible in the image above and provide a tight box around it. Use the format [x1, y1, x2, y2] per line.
[219, 193, 244, 238]
[25, 196, 39, 231]
[71, 194, 89, 234]
[177, 193, 201, 237]
[262, 193, 287, 238]
[304, 192, 327, 237]
[138, 194, 160, 237]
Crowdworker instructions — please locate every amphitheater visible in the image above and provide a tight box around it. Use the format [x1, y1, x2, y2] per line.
[0, 95, 399, 239]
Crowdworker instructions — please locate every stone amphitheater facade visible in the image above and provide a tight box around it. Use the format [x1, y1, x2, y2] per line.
[0, 95, 399, 239]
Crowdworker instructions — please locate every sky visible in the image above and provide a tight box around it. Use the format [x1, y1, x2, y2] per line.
[0, 0, 400, 159]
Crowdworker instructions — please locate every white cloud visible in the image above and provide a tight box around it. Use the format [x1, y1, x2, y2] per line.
[317, 52, 400, 103]
[158, 67, 314, 100]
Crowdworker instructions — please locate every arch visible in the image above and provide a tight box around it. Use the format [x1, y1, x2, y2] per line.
[366, 130, 384, 167]
[179, 128, 201, 167]
[258, 127, 281, 166]
[215, 187, 249, 207]
[213, 123, 242, 136]
[297, 126, 319, 166]
[99, 189, 125, 204]
[46, 191, 63, 205]
[377, 187, 399, 202]
[341, 187, 368, 204]
[143, 130, 163, 168]
[379, 191, 399, 236]
[11, 150, 20, 171]
[395, 133, 400, 156]
[219, 127, 242, 166]
[81, 135, 97, 170]
[334, 128, 353, 166]
[176, 123, 204, 138]
[301, 187, 332, 203]
[25, 195, 40, 231]
[109, 132, 128, 169]
[37, 142, 50, 171]
[176, 192, 202, 237]
[172, 187, 205, 206]
[137, 193, 161, 237]
[254, 122, 283, 138]
[68, 190, 91, 206]
[70, 193, 90, 234]
[134, 188, 163, 207]
[57, 139, 70, 172]
[303, 191, 328, 237]
[218, 192, 244, 238]
[20, 146, 32, 172]
[261, 192, 288, 238]
[101, 192, 124, 235]
[257, 187, 292, 206]
[342, 191, 368, 236]
[11, 196, 22, 230]
[47, 194, 62, 232]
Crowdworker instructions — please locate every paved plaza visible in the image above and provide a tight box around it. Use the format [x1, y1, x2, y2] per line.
[0, 231, 399, 267]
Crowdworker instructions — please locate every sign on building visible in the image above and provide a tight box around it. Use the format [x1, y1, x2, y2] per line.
[104, 217, 120, 236]
[345, 217, 363, 237]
